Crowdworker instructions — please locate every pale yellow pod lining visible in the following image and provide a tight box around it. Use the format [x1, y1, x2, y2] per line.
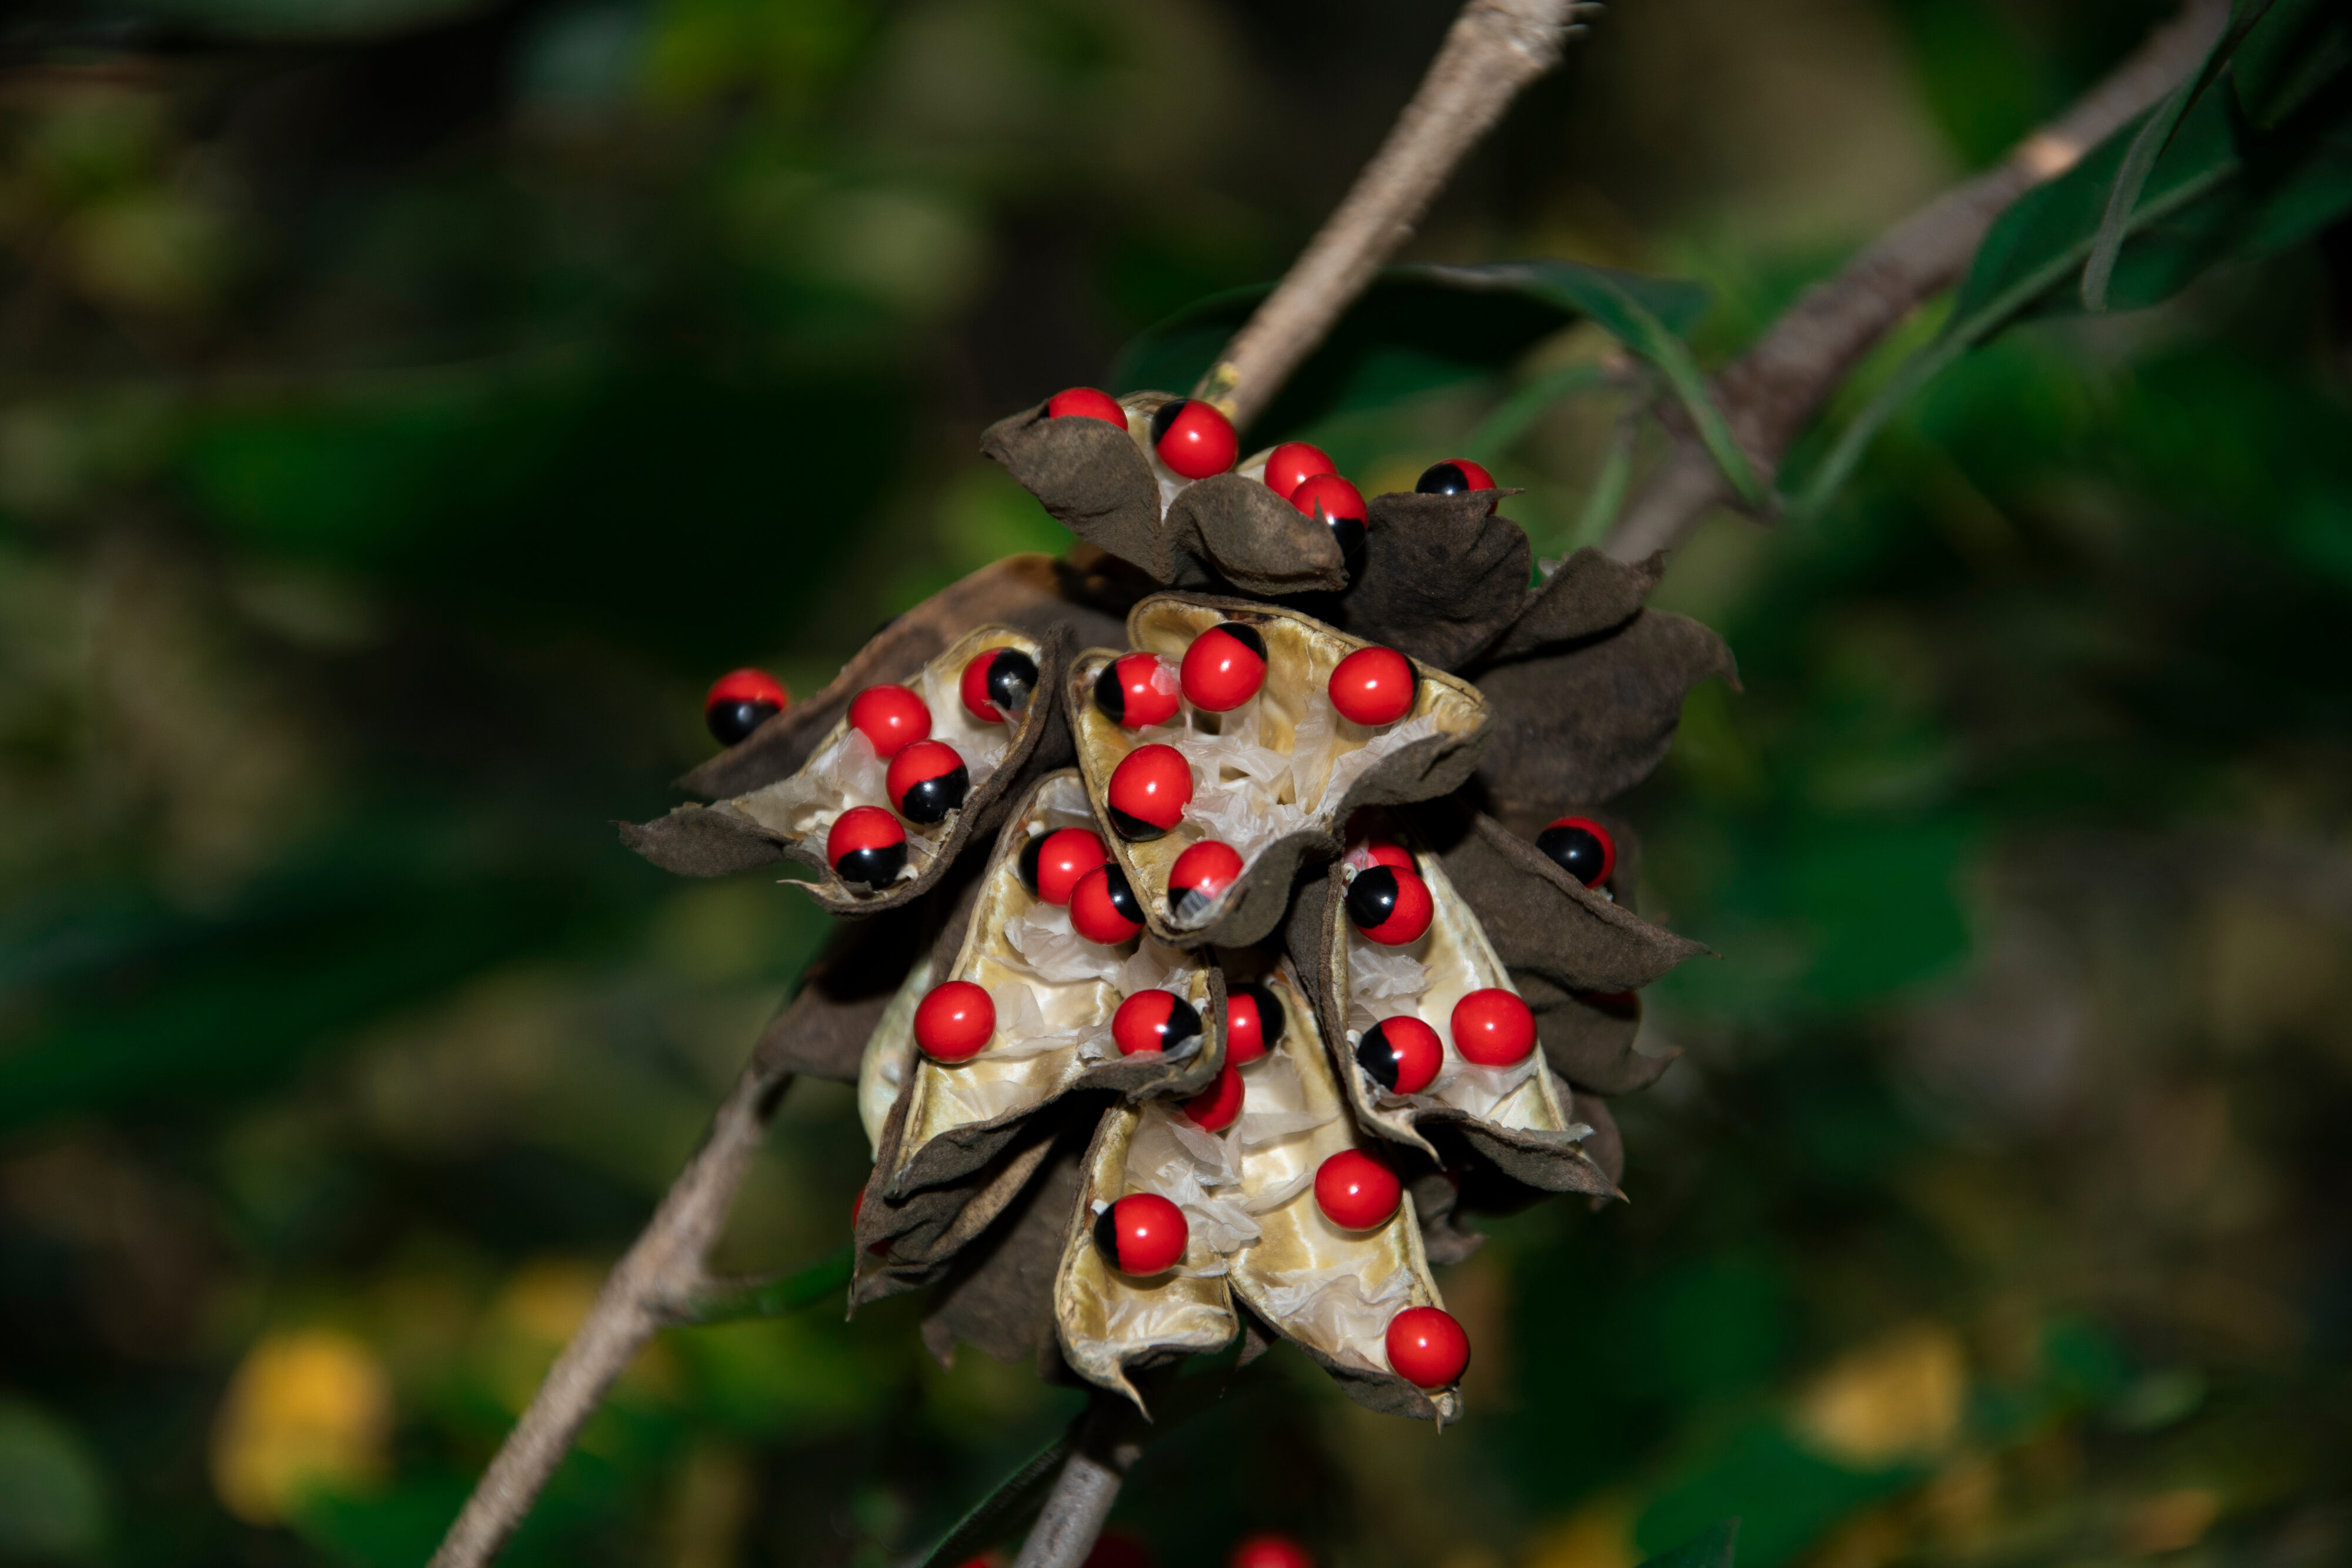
[1226, 963, 1461, 1422]
[1069, 595, 1486, 933]
[1331, 844, 1587, 1161]
[1054, 1103, 1239, 1410]
[724, 623, 1044, 878]
[881, 773, 1220, 1190]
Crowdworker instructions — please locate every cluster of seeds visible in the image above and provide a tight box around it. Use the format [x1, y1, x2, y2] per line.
[677, 396, 1668, 1409]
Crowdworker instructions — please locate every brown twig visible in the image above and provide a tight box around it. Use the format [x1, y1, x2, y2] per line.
[1008, 1396, 1150, 1568]
[426, 1059, 795, 1568]
[1195, 0, 1597, 430]
[1600, 0, 2227, 561]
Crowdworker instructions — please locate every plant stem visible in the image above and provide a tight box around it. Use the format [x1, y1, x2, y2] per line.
[1601, 0, 2227, 560]
[1010, 1395, 1149, 1568]
[1194, 0, 1597, 431]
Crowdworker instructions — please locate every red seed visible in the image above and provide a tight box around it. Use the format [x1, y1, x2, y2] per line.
[1094, 1193, 1187, 1275]
[959, 646, 1039, 724]
[1150, 399, 1238, 480]
[1355, 1015, 1442, 1095]
[914, 980, 994, 1062]
[1047, 386, 1128, 427]
[1314, 1148, 1402, 1230]
[1344, 865, 1434, 946]
[1224, 982, 1284, 1066]
[1535, 815, 1617, 887]
[1106, 744, 1194, 841]
[826, 805, 907, 888]
[1185, 1063, 1244, 1132]
[1168, 840, 1244, 916]
[848, 683, 931, 759]
[1112, 988, 1202, 1056]
[1385, 1305, 1469, 1388]
[1180, 623, 1267, 713]
[1230, 1536, 1314, 1568]
[1344, 840, 1415, 874]
[1020, 827, 1108, 905]
[886, 738, 969, 825]
[1093, 651, 1182, 728]
[1070, 864, 1145, 944]
[1415, 459, 1497, 495]
[1451, 987, 1535, 1066]
[1262, 442, 1336, 499]
[1328, 646, 1416, 727]
[704, 668, 789, 746]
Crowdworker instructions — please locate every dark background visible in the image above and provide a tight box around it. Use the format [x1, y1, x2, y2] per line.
[1, 1, 2347, 1565]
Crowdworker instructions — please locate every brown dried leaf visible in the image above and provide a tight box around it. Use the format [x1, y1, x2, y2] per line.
[1305, 492, 1533, 672]
[1481, 547, 1668, 664]
[920, 1119, 1091, 1368]
[746, 894, 946, 1084]
[1475, 609, 1738, 827]
[1170, 473, 1349, 597]
[680, 554, 1127, 801]
[1511, 974, 1678, 1097]
[1428, 807, 1709, 996]
[981, 402, 1175, 581]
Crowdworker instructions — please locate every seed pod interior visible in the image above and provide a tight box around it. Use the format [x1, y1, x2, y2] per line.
[1315, 837, 1602, 1190]
[1053, 1101, 1238, 1409]
[1224, 961, 1461, 1423]
[1068, 593, 1490, 949]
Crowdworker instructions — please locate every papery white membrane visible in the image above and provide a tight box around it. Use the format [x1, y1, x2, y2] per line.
[1115, 938, 1193, 998]
[1127, 1107, 1258, 1254]
[1435, 1055, 1541, 1119]
[738, 729, 888, 841]
[1233, 1055, 1334, 1148]
[917, 658, 1013, 788]
[982, 980, 1107, 1064]
[1317, 714, 1442, 807]
[1252, 1261, 1414, 1370]
[1002, 903, 1128, 984]
[1241, 1167, 1315, 1215]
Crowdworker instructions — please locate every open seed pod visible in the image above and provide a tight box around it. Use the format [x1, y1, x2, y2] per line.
[1291, 843, 1616, 1199]
[1068, 593, 1491, 950]
[853, 770, 1225, 1301]
[624, 624, 1067, 912]
[679, 553, 1126, 802]
[981, 395, 1349, 597]
[1296, 489, 1536, 673]
[1052, 1099, 1241, 1409]
[1221, 958, 1462, 1423]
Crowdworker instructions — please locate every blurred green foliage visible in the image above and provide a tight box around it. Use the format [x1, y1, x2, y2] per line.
[2, 1, 2348, 1567]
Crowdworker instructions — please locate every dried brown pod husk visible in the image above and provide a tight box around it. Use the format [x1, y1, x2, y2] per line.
[1473, 608, 1738, 839]
[683, 553, 1127, 801]
[982, 398, 1348, 596]
[624, 624, 1069, 914]
[853, 770, 1226, 1302]
[1068, 593, 1491, 950]
[1222, 960, 1462, 1424]
[1421, 803, 1708, 998]
[1482, 547, 1669, 664]
[920, 1118, 1091, 1370]
[1510, 973, 1676, 1097]
[1292, 490, 1534, 673]
[751, 888, 951, 1085]
[1052, 1102, 1239, 1409]
[1291, 852, 1617, 1199]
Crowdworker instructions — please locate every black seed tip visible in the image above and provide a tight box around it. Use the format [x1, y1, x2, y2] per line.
[1416, 462, 1471, 496]
[1148, 400, 1186, 446]
[896, 764, 970, 825]
[1355, 1025, 1401, 1091]
[985, 649, 1039, 714]
[1093, 1203, 1123, 1268]
[833, 842, 907, 890]
[1092, 661, 1127, 724]
[1536, 823, 1607, 885]
[1017, 833, 1044, 895]
[1219, 622, 1265, 661]
[707, 699, 781, 746]
[1234, 982, 1285, 1050]
[1328, 516, 1366, 578]
[1345, 867, 1402, 931]
[1102, 865, 1142, 923]
[1158, 994, 1202, 1051]
[1108, 805, 1168, 843]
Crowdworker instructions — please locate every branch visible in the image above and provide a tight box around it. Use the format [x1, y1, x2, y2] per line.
[1601, 0, 2228, 560]
[1195, 0, 1596, 429]
[1009, 1395, 1150, 1568]
[426, 1056, 798, 1568]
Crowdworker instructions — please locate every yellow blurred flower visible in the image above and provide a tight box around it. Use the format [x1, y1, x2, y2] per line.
[209, 1328, 391, 1525]
[1793, 1323, 1966, 1467]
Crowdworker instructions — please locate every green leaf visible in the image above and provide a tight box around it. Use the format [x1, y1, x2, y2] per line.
[1466, 263, 1766, 507]
[1462, 360, 1616, 463]
[911, 1428, 1074, 1568]
[1110, 261, 1707, 443]
[2236, 0, 2352, 128]
[679, 1248, 854, 1325]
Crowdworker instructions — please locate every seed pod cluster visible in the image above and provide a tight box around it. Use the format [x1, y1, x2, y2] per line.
[628, 387, 1739, 1425]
